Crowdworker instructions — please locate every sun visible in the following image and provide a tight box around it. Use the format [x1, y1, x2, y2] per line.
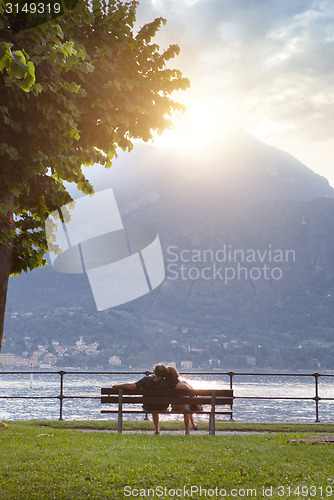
[152, 98, 238, 151]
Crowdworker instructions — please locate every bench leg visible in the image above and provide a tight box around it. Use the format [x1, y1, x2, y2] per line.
[118, 390, 123, 433]
[210, 413, 216, 435]
[210, 391, 216, 435]
[229, 404, 233, 421]
[117, 412, 123, 433]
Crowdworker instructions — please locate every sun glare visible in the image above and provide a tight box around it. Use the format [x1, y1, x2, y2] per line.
[153, 100, 237, 151]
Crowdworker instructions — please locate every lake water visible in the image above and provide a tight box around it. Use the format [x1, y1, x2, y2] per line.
[0, 372, 333, 423]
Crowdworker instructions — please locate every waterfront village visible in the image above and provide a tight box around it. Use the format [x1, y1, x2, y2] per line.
[2, 310, 325, 370]
[0, 334, 257, 371]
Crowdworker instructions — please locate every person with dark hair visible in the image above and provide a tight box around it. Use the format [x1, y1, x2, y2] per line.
[165, 365, 198, 435]
[113, 363, 173, 434]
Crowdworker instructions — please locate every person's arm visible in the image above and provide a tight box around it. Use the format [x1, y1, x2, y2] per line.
[175, 380, 192, 390]
[112, 383, 137, 390]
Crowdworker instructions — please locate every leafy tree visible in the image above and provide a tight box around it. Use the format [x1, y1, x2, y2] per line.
[0, 0, 189, 350]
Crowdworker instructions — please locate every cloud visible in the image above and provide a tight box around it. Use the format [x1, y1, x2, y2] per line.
[135, 0, 334, 183]
[138, 0, 334, 94]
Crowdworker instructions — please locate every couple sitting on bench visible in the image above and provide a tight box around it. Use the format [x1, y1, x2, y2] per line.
[112, 363, 199, 435]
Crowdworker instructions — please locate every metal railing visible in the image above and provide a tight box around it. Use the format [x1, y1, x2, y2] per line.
[0, 370, 333, 422]
[225, 371, 334, 423]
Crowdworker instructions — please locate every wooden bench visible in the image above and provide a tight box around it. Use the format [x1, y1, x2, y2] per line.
[101, 387, 234, 435]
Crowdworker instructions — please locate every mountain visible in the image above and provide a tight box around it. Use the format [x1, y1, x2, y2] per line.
[112, 128, 334, 216]
[200, 128, 334, 201]
[4, 131, 334, 370]
[107, 128, 334, 239]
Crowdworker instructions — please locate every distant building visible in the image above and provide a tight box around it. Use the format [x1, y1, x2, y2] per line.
[245, 356, 256, 366]
[209, 358, 221, 366]
[75, 337, 86, 350]
[85, 348, 99, 356]
[0, 354, 27, 367]
[181, 360, 193, 369]
[54, 345, 67, 355]
[44, 354, 57, 365]
[109, 356, 121, 366]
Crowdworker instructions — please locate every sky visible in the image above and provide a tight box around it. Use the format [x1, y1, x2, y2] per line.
[131, 0, 334, 186]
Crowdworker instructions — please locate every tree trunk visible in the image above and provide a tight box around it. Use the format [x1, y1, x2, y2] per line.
[0, 192, 14, 352]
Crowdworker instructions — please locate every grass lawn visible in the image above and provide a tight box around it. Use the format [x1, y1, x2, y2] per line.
[0, 421, 334, 499]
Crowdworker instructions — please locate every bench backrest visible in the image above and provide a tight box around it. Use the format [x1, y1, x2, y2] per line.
[101, 388, 233, 406]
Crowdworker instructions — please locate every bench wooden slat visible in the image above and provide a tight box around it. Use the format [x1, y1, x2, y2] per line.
[101, 396, 233, 405]
[101, 396, 150, 404]
[101, 388, 233, 397]
[101, 410, 232, 415]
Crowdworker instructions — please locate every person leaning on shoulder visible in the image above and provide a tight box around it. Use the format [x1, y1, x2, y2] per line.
[165, 365, 198, 435]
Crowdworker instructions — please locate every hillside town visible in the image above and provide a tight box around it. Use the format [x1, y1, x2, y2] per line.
[1, 333, 259, 370]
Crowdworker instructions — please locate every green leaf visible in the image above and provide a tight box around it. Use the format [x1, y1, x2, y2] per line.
[20, 73, 35, 92]
[11, 50, 26, 65]
[0, 41, 8, 60]
[0, 42, 11, 72]
[9, 186, 22, 197]
[69, 82, 81, 93]
[0, 204, 9, 216]
[34, 83, 43, 93]
[70, 128, 80, 140]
